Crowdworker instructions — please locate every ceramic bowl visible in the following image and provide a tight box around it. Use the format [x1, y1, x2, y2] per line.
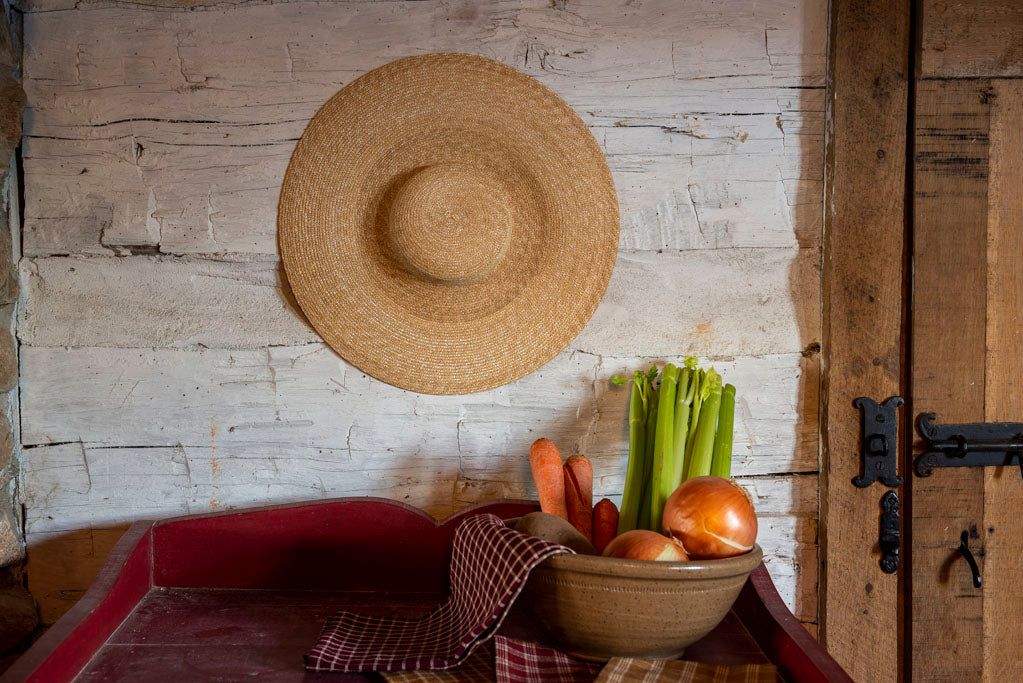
[520, 544, 763, 661]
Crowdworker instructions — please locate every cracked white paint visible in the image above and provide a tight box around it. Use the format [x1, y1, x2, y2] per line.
[21, 345, 819, 490]
[17, 0, 826, 628]
[19, 251, 817, 356]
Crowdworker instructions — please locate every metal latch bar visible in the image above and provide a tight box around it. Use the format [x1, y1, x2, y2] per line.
[914, 412, 1023, 478]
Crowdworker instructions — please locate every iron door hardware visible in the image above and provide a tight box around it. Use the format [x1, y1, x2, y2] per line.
[853, 396, 904, 488]
[956, 530, 982, 589]
[853, 396, 904, 574]
[914, 413, 1023, 478]
[879, 491, 900, 574]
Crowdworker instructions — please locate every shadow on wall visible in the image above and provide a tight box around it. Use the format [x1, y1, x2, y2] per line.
[27, 526, 130, 625]
[276, 261, 312, 332]
[784, 0, 825, 641]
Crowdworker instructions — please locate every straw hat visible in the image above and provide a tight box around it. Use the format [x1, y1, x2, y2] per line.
[278, 53, 619, 395]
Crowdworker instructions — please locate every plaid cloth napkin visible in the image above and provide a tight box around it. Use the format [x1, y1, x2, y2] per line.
[381, 637, 602, 683]
[380, 641, 496, 682]
[382, 637, 779, 683]
[306, 514, 571, 672]
[596, 658, 778, 682]
[495, 636, 604, 683]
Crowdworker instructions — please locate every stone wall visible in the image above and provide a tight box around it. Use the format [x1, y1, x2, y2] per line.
[0, 0, 37, 666]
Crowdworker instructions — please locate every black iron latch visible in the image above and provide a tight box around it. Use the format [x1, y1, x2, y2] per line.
[957, 530, 982, 589]
[853, 396, 904, 574]
[879, 491, 900, 574]
[914, 413, 1023, 478]
[853, 396, 904, 488]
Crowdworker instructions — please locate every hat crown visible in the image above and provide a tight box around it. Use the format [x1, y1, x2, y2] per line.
[388, 163, 513, 283]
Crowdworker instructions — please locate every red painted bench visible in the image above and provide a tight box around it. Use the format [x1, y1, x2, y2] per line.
[2, 498, 850, 682]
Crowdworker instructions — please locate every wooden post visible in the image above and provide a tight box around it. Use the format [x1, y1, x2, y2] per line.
[820, 0, 911, 679]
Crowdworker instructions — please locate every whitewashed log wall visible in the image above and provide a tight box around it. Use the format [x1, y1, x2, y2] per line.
[16, 0, 826, 630]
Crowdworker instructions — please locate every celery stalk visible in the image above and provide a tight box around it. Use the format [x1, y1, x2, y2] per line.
[649, 364, 679, 532]
[686, 369, 722, 479]
[617, 371, 649, 533]
[636, 480, 650, 531]
[637, 370, 659, 530]
[671, 367, 695, 494]
[710, 383, 736, 479]
[683, 369, 704, 479]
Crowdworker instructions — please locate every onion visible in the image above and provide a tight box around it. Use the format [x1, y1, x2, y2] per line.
[601, 529, 689, 562]
[662, 476, 757, 559]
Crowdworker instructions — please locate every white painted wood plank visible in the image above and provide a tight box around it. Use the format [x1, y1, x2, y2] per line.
[20, 134, 293, 258]
[19, 256, 318, 348]
[19, 248, 819, 356]
[573, 247, 820, 358]
[20, 120, 822, 256]
[20, 346, 818, 476]
[20, 0, 825, 257]
[21, 442, 463, 531]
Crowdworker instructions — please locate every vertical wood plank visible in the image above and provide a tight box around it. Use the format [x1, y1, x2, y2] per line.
[982, 79, 1023, 683]
[919, 0, 1023, 79]
[911, 79, 990, 681]
[821, 0, 910, 678]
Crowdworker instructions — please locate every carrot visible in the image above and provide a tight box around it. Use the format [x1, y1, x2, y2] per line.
[592, 498, 619, 554]
[564, 454, 594, 541]
[529, 438, 568, 520]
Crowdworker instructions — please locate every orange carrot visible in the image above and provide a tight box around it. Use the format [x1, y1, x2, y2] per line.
[592, 498, 619, 554]
[529, 438, 568, 520]
[564, 454, 593, 541]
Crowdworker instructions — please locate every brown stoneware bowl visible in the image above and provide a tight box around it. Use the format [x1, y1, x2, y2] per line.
[520, 544, 763, 661]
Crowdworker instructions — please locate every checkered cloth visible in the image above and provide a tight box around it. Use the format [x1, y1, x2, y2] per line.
[381, 637, 779, 683]
[306, 514, 571, 672]
[596, 658, 778, 682]
[495, 636, 603, 683]
[380, 641, 496, 682]
[381, 637, 602, 683]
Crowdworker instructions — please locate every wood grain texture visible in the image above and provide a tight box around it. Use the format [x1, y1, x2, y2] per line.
[20, 348, 818, 480]
[17, 0, 826, 624]
[920, 0, 1023, 78]
[911, 79, 991, 682]
[981, 79, 1023, 683]
[820, 0, 910, 678]
[19, 1, 825, 259]
[25, 527, 130, 624]
[19, 249, 819, 357]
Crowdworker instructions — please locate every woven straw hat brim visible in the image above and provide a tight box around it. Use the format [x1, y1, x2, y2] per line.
[279, 53, 619, 395]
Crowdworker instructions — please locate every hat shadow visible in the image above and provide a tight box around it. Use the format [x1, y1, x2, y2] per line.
[276, 261, 313, 331]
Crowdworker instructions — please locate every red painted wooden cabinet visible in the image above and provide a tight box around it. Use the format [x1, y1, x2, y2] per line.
[2, 498, 849, 682]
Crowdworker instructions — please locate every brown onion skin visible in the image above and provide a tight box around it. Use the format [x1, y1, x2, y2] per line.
[601, 529, 689, 562]
[662, 476, 757, 559]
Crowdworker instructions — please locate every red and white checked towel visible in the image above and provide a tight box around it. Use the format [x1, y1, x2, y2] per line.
[380, 637, 779, 683]
[306, 514, 572, 673]
[495, 636, 604, 683]
[380, 637, 603, 683]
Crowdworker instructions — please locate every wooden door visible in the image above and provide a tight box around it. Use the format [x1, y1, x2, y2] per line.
[823, 1, 1023, 680]
[910, 2, 1023, 679]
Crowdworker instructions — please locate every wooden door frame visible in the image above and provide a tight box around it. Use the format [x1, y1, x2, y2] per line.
[820, 0, 913, 679]
[822, 2, 1023, 680]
